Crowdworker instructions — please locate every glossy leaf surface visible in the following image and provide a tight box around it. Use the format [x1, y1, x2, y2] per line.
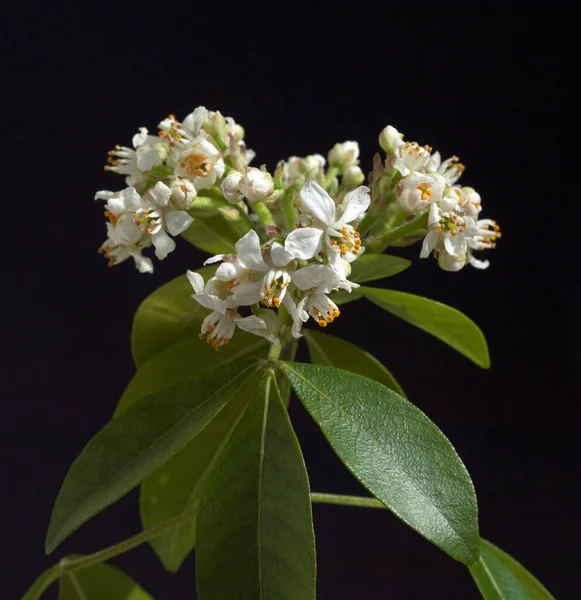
[140, 378, 258, 572]
[469, 538, 555, 599]
[59, 562, 154, 599]
[181, 213, 244, 255]
[360, 286, 490, 368]
[131, 266, 216, 368]
[115, 335, 268, 417]
[304, 330, 406, 397]
[281, 362, 479, 565]
[349, 253, 411, 283]
[196, 372, 316, 599]
[46, 362, 262, 553]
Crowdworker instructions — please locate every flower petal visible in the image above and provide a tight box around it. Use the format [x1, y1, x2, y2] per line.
[148, 182, 172, 208]
[271, 242, 295, 268]
[235, 230, 268, 271]
[187, 270, 205, 294]
[339, 186, 371, 224]
[165, 210, 194, 236]
[420, 230, 438, 258]
[285, 227, 324, 260]
[151, 229, 176, 260]
[468, 253, 490, 269]
[183, 106, 207, 136]
[282, 293, 308, 339]
[227, 280, 263, 306]
[203, 254, 225, 266]
[444, 233, 467, 257]
[299, 180, 336, 225]
[292, 264, 331, 291]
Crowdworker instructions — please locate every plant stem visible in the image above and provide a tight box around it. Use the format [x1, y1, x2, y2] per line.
[281, 184, 299, 231]
[310, 492, 386, 509]
[367, 213, 427, 253]
[325, 167, 339, 189]
[58, 511, 196, 575]
[252, 201, 277, 228]
[268, 342, 282, 360]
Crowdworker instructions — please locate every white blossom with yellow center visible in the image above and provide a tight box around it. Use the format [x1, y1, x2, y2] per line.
[284, 180, 370, 280]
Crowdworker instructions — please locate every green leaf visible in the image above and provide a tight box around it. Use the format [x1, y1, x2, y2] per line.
[328, 290, 363, 306]
[360, 286, 490, 368]
[196, 372, 316, 600]
[22, 565, 61, 600]
[139, 376, 258, 572]
[181, 213, 245, 255]
[131, 266, 216, 368]
[349, 253, 411, 283]
[116, 335, 268, 417]
[304, 330, 406, 397]
[46, 361, 263, 554]
[59, 562, 154, 599]
[281, 362, 479, 565]
[469, 538, 555, 599]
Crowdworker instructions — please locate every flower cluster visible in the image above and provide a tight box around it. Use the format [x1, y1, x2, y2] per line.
[95, 107, 501, 347]
[375, 125, 501, 271]
[96, 107, 253, 272]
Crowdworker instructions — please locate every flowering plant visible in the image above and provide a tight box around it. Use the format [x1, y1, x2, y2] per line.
[24, 107, 554, 600]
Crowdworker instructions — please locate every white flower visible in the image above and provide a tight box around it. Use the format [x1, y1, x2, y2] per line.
[395, 173, 445, 213]
[221, 170, 244, 204]
[285, 181, 370, 278]
[104, 127, 164, 186]
[173, 137, 225, 190]
[238, 167, 274, 203]
[186, 271, 279, 349]
[209, 230, 299, 309]
[158, 107, 207, 147]
[98, 234, 153, 273]
[392, 140, 433, 176]
[426, 152, 465, 184]
[96, 188, 154, 272]
[170, 179, 197, 210]
[328, 141, 359, 172]
[133, 182, 193, 259]
[420, 203, 475, 260]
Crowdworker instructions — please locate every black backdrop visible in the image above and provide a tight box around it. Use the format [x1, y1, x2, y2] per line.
[3, 3, 579, 599]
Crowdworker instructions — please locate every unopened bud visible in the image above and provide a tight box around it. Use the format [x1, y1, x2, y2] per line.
[328, 141, 359, 171]
[342, 165, 365, 189]
[221, 171, 244, 204]
[171, 179, 197, 210]
[239, 167, 274, 203]
[379, 125, 403, 155]
[438, 251, 466, 272]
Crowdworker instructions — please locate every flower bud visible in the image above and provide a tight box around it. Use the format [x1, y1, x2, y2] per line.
[342, 165, 365, 189]
[438, 250, 466, 272]
[379, 125, 403, 155]
[328, 141, 359, 171]
[460, 186, 482, 217]
[171, 179, 197, 210]
[221, 170, 244, 204]
[239, 167, 274, 203]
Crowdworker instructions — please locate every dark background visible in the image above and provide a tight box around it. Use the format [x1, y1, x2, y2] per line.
[3, 3, 579, 599]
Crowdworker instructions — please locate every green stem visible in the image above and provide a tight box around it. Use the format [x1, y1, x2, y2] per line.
[281, 184, 299, 231]
[325, 166, 339, 190]
[268, 342, 282, 360]
[358, 211, 376, 237]
[310, 492, 386, 509]
[367, 213, 428, 253]
[251, 201, 277, 228]
[58, 511, 196, 575]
